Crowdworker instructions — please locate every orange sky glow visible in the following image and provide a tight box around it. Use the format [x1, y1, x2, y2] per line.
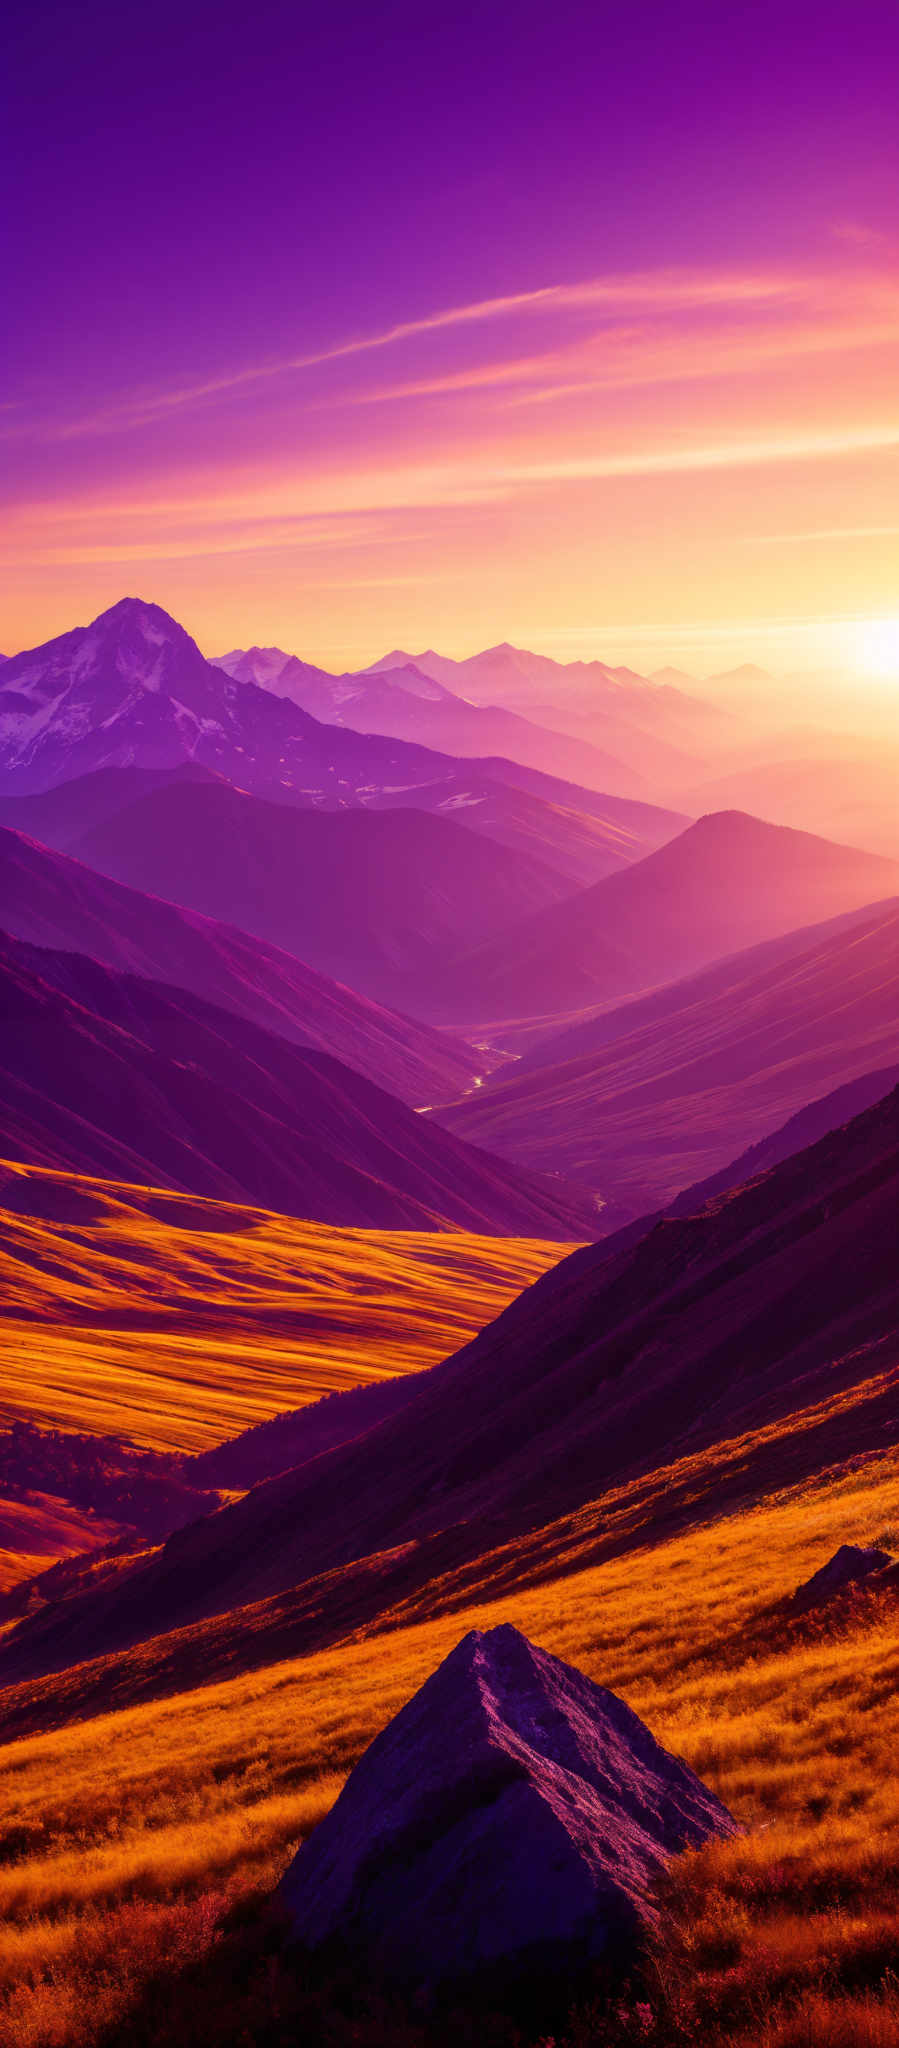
[4, 253, 898, 684]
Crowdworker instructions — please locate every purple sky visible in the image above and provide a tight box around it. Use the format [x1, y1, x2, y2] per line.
[4, 0, 899, 672]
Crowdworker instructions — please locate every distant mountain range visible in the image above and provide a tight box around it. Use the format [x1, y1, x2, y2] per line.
[0, 930, 599, 1239]
[0, 602, 689, 880]
[214, 644, 646, 797]
[0, 599, 469, 801]
[217, 636, 737, 797]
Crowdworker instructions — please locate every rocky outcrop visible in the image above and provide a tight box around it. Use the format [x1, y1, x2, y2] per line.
[279, 1624, 736, 1985]
[792, 1543, 895, 1614]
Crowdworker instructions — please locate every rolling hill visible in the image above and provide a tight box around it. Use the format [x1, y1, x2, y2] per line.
[0, 826, 481, 1104]
[436, 899, 899, 1213]
[444, 809, 899, 1024]
[1, 1078, 895, 1692]
[0, 935, 600, 1238]
[0, 1156, 566, 1454]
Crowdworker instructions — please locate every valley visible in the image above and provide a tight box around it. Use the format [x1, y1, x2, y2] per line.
[1, 591, 898, 2048]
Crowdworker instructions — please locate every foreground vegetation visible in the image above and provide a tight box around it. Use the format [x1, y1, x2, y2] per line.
[2, 1438, 899, 2044]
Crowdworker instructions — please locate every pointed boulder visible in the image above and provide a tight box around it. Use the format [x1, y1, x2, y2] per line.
[278, 1624, 736, 1983]
[792, 1543, 894, 1614]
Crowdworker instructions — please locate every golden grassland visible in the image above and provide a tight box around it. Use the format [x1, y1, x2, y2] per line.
[0, 1160, 569, 1452]
[0, 1497, 125, 1595]
[3, 1445, 899, 2043]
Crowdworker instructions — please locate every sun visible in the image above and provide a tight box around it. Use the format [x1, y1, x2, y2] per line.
[852, 615, 899, 680]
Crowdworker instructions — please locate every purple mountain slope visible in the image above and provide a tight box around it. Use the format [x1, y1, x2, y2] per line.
[0, 825, 482, 1105]
[216, 644, 647, 797]
[70, 776, 578, 1014]
[0, 931, 601, 1239]
[0, 600, 510, 801]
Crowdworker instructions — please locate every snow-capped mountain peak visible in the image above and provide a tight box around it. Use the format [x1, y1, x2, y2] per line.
[0, 598, 501, 801]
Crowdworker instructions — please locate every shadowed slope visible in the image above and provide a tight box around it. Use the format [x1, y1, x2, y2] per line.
[0, 754, 686, 893]
[0, 937, 601, 1238]
[517, 895, 899, 1073]
[0, 762, 222, 850]
[447, 810, 899, 1024]
[0, 1491, 127, 1594]
[73, 778, 575, 1013]
[3, 1083, 895, 1687]
[348, 772, 683, 888]
[0, 825, 481, 1104]
[436, 899, 899, 1211]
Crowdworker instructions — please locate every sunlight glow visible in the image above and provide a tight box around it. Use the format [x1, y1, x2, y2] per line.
[851, 614, 899, 678]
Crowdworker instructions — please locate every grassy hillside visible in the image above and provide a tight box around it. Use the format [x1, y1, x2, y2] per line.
[3, 1441, 899, 2045]
[0, 1161, 568, 1454]
[0, 1495, 126, 1595]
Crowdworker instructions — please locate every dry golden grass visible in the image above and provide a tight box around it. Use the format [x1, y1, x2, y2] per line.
[0, 1159, 568, 1452]
[0, 1496, 125, 1594]
[3, 1443, 899, 2042]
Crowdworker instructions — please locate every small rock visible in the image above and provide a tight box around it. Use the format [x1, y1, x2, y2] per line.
[792, 1543, 894, 1614]
[278, 1623, 736, 1985]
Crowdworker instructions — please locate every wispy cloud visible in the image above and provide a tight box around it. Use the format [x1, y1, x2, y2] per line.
[9, 419, 899, 575]
[36, 267, 809, 440]
[746, 524, 899, 544]
[347, 279, 899, 410]
[505, 422, 899, 485]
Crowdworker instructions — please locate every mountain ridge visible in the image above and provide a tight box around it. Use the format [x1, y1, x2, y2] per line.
[0, 931, 601, 1238]
[445, 808, 899, 1023]
[0, 824, 481, 1104]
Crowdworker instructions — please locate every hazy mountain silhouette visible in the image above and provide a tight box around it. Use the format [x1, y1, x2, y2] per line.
[445, 810, 899, 1024]
[72, 776, 577, 1013]
[0, 826, 484, 1104]
[0, 599, 534, 801]
[365, 642, 729, 792]
[216, 645, 645, 797]
[0, 932, 600, 1237]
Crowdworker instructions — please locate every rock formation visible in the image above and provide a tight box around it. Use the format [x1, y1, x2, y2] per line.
[792, 1543, 895, 1614]
[279, 1623, 736, 1984]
